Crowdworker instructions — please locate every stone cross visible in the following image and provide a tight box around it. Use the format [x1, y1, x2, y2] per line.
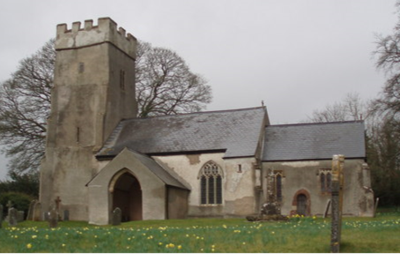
[112, 207, 122, 226]
[331, 154, 345, 253]
[6, 200, 13, 209]
[55, 196, 61, 210]
[8, 207, 18, 226]
[55, 196, 62, 221]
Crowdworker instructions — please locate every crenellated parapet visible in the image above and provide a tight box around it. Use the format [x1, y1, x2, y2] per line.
[56, 17, 136, 59]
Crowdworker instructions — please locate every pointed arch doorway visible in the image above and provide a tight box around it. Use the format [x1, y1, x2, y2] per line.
[111, 171, 142, 221]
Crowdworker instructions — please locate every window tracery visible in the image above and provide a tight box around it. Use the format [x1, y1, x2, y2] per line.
[199, 161, 223, 205]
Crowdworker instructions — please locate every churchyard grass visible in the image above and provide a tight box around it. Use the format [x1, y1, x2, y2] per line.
[0, 212, 399, 252]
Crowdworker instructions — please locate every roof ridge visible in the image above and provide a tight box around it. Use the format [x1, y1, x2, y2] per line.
[268, 120, 364, 128]
[121, 106, 266, 122]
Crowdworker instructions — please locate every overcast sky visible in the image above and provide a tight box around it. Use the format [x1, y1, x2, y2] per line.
[0, 0, 397, 179]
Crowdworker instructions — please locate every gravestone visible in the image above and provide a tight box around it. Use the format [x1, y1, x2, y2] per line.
[43, 211, 49, 221]
[0, 204, 3, 229]
[112, 207, 122, 226]
[323, 199, 331, 218]
[27, 200, 37, 221]
[33, 202, 42, 221]
[63, 210, 69, 221]
[17, 211, 25, 222]
[331, 155, 345, 253]
[48, 207, 58, 228]
[8, 207, 18, 226]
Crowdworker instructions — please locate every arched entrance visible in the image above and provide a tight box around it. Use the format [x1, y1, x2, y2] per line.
[297, 194, 307, 216]
[291, 189, 311, 216]
[111, 172, 142, 221]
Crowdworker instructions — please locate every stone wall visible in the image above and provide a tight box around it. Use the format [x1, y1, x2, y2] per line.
[262, 159, 374, 217]
[154, 153, 259, 217]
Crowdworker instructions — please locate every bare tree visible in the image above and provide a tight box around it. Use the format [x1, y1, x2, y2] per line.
[136, 41, 212, 118]
[307, 92, 367, 123]
[0, 39, 54, 175]
[0, 39, 212, 174]
[373, 1, 400, 119]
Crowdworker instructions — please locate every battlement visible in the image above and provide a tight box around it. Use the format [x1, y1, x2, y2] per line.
[55, 17, 137, 59]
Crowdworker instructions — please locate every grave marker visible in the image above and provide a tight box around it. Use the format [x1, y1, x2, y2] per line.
[33, 202, 42, 221]
[112, 207, 122, 226]
[48, 207, 58, 228]
[8, 207, 18, 226]
[63, 210, 70, 221]
[27, 200, 37, 221]
[17, 211, 25, 222]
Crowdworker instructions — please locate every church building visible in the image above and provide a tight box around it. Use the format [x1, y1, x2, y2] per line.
[39, 18, 374, 225]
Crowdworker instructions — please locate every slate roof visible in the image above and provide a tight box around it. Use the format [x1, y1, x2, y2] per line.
[262, 121, 366, 161]
[97, 107, 267, 159]
[125, 149, 190, 190]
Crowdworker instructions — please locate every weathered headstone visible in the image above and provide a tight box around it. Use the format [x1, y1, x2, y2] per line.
[27, 200, 37, 221]
[17, 211, 25, 222]
[63, 210, 69, 221]
[112, 207, 122, 226]
[8, 207, 18, 226]
[331, 155, 345, 253]
[33, 202, 42, 221]
[48, 207, 58, 228]
[0, 204, 3, 229]
[43, 211, 49, 221]
[323, 199, 331, 218]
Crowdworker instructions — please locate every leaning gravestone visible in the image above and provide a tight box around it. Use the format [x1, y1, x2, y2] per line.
[33, 202, 42, 221]
[48, 208, 58, 228]
[0, 204, 3, 229]
[27, 200, 37, 221]
[331, 155, 345, 253]
[8, 207, 18, 226]
[112, 207, 122, 226]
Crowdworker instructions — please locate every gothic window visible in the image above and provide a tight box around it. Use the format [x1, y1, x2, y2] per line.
[320, 173, 326, 192]
[199, 161, 223, 205]
[276, 174, 282, 201]
[319, 169, 332, 194]
[271, 170, 284, 202]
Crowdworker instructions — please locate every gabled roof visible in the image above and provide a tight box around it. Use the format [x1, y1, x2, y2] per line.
[97, 107, 267, 159]
[262, 121, 366, 162]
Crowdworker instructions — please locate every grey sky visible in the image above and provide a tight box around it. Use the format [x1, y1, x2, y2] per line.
[0, 0, 397, 179]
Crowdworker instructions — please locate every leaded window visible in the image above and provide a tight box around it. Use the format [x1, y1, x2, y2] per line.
[319, 169, 332, 193]
[199, 161, 223, 205]
[276, 174, 282, 201]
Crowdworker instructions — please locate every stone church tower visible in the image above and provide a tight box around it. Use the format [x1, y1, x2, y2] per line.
[39, 18, 137, 220]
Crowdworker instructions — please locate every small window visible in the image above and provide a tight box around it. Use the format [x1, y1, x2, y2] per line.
[120, 70, 125, 90]
[199, 161, 223, 205]
[276, 174, 282, 201]
[319, 169, 332, 194]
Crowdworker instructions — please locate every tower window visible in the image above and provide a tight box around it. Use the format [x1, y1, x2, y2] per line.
[199, 161, 223, 205]
[120, 70, 125, 90]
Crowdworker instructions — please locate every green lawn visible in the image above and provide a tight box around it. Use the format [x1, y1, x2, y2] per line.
[0, 212, 399, 252]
